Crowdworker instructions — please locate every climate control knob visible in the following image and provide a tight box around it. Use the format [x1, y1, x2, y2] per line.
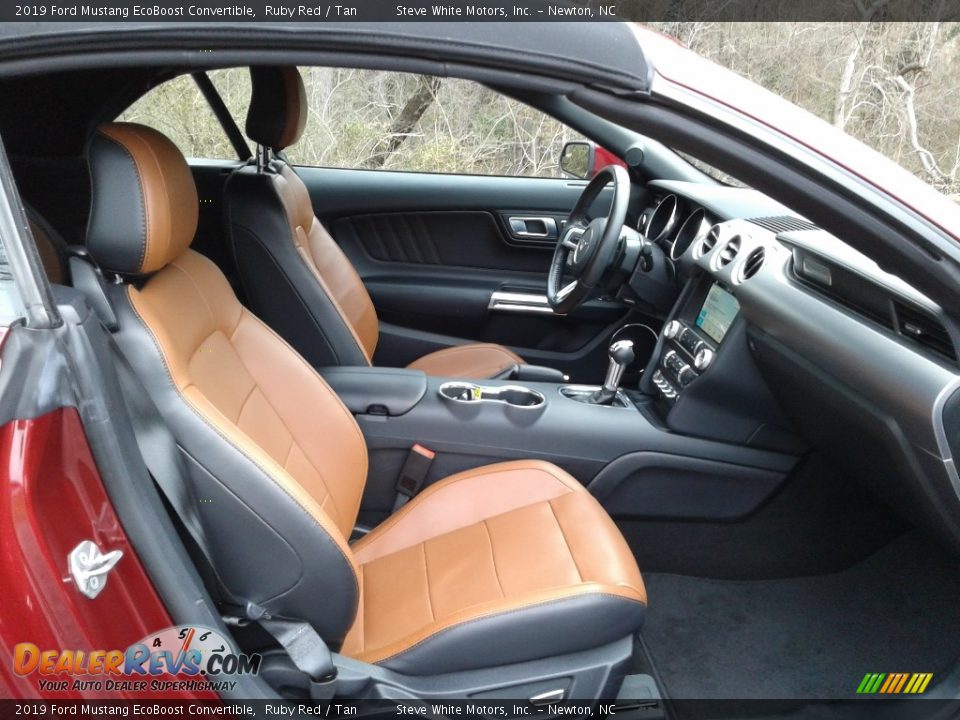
[663, 320, 682, 339]
[694, 347, 715, 371]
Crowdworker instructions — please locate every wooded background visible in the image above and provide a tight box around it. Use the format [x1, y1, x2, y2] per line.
[122, 23, 960, 201]
[657, 22, 960, 200]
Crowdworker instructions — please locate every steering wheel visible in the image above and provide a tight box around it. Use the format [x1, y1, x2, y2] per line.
[548, 164, 631, 314]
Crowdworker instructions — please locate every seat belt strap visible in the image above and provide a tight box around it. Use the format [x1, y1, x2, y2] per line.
[108, 335, 337, 694]
[72, 251, 335, 692]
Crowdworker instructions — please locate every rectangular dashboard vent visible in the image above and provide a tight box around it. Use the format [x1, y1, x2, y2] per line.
[748, 215, 819, 234]
[893, 302, 957, 361]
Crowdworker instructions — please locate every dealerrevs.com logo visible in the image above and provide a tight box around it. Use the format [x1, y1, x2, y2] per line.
[13, 625, 261, 694]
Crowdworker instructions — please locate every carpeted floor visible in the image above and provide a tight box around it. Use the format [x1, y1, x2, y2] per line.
[638, 532, 960, 700]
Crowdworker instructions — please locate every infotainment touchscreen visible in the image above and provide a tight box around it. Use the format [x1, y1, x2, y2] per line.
[695, 284, 740, 343]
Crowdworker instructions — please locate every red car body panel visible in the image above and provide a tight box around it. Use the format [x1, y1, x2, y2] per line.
[593, 145, 628, 176]
[634, 24, 960, 245]
[0, 405, 215, 700]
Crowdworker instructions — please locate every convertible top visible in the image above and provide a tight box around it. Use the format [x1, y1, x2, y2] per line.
[0, 21, 651, 89]
[0, 22, 651, 157]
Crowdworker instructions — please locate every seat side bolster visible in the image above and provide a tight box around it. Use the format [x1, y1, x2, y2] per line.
[224, 168, 370, 368]
[352, 460, 581, 565]
[118, 275, 361, 643]
[365, 586, 646, 675]
[275, 164, 379, 361]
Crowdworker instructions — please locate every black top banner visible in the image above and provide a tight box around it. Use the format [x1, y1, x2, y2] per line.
[3, 0, 960, 22]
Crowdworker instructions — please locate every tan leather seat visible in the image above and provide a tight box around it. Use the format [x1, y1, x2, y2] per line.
[25, 206, 69, 284]
[85, 122, 646, 682]
[224, 66, 527, 380]
[342, 460, 646, 673]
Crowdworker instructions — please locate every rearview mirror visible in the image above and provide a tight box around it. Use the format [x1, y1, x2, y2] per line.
[560, 141, 593, 179]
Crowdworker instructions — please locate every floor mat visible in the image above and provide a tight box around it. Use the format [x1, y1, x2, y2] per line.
[639, 532, 960, 700]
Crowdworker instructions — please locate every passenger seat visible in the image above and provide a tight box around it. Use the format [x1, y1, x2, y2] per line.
[224, 66, 531, 379]
[25, 204, 70, 284]
[82, 122, 647, 695]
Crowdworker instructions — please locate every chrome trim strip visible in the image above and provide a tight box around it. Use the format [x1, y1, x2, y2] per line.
[932, 374, 960, 499]
[488, 290, 556, 315]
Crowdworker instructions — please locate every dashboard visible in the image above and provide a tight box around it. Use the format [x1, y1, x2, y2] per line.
[633, 180, 960, 551]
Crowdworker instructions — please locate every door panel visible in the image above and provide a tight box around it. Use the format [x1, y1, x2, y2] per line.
[190, 162, 654, 381]
[331, 210, 552, 273]
[301, 166, 651, 381]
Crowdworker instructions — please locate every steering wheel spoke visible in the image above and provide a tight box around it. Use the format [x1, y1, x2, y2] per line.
[556, 281, 577, 300]
[560, 227, 584, 251]
[547, 165, 631, 315]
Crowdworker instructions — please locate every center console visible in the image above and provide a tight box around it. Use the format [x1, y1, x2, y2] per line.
[649, 281, 739, 402]
[640, 276, 806, 454]
[319, 270, 806, 529]
[320, 356, 799, 528]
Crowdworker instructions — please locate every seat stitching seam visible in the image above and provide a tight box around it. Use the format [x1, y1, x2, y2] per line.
[357, 491, 575, 565]
[357, 563, 366, 652]
[420, 542, 436, 622]
[548, 499, 583, 583]
[95, 132, 148, 273]
[275, 167, 371, 364]
[235, 378, 260, 424]
[168, 259, 219, 331]
[269, 171, 366, 364]
[119, 125, 167, 272]
[228, 222, 345, 365]
[239, 306, 368, 451]
[414, 345, 518, 361]
[125, 287, 361, 608]
[353, 465, 573, 555]
[206, 306, 351, 531]
[481, 520, 505, 599]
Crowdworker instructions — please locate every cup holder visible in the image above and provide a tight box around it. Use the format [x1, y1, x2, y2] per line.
[439, 382, 546, 409]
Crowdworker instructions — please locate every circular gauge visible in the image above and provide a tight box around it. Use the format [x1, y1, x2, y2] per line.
[644, 194, 679, 242]
[671, 208, 710, 261]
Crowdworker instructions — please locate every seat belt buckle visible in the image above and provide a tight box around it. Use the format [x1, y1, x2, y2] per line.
[221, 600, 272, 627]
[395, 443, 435, 499]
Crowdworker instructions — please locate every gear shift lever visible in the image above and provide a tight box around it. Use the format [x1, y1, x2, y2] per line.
[589, 339, 634, 405]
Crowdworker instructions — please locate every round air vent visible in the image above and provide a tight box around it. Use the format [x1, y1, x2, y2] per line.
[716, 235, 741, 268]
[694, 226, 721, 259]
[738, 246, 766, 282]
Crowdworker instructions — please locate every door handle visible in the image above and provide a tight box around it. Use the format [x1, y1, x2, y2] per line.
[508, 216, 558, 239]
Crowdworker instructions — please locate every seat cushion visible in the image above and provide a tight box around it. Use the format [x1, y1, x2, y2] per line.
[406, 343, 524, 379]
[341, 460, 646, 675]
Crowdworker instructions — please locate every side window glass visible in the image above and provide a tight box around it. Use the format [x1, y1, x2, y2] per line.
[118, 72, 246, 160]
[284, 68, 586, 178]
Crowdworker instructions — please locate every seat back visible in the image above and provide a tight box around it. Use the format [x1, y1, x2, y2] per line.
[86, 122, 365, 645]
[25, 204, 70, 284]
[225, 66, 378, 369]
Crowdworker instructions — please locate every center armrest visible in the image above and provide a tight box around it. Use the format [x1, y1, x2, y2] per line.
[319, 366, 427, 416]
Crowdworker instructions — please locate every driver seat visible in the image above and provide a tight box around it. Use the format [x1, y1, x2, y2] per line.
[224, 66, 526, 379]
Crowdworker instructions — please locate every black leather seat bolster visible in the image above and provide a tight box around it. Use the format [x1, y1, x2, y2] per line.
[377, 593, 645, 676]
[224, 166, 369, 369]
[109, 284, 360, 645]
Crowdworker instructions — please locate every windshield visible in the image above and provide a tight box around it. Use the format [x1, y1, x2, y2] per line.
[674, 151, 750, 188]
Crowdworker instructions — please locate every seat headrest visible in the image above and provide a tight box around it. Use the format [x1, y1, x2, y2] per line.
[246, 66, 307, 151]
[86, 123, 198, 276]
